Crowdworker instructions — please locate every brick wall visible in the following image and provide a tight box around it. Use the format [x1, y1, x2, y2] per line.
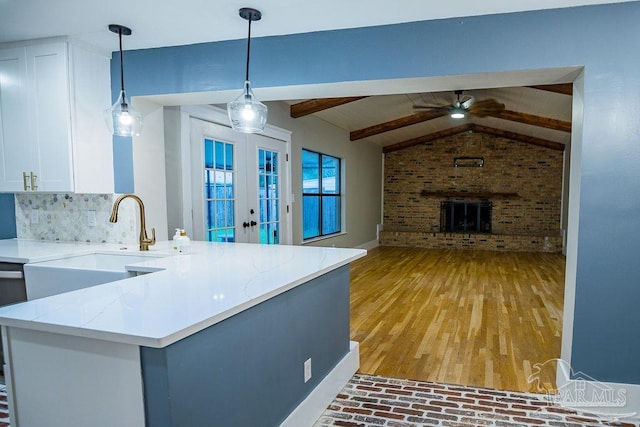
[383, 132, 564, 251]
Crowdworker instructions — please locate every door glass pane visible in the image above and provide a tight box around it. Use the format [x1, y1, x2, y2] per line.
[204, 139, 214, 169]
[258, 148, 280, 245]
[205, 139, 235, 242]
[225, 143, 233, 171]
[215, 141, 224, 169]
[205, 170, 214, 198]
[259, 224, 267, 244]
[268, 222, 279, 244]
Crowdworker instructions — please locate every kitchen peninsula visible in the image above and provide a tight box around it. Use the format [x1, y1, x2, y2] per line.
[0, 239, 365, 427]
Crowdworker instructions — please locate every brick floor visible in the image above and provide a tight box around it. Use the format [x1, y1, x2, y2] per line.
[314, 374, 640, 427]
[0, 377, 636, 426]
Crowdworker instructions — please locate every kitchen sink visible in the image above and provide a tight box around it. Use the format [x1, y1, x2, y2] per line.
[24, 252, 169, 300]
[35, 253, 166, 272]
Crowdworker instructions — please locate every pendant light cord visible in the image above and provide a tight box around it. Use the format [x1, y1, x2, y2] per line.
[118, 28, 126, 97]
[245, 18, 252, 82]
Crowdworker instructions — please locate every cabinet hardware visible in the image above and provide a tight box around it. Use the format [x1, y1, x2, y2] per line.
[0, 271, 24, 280]
[23, 172, 30, 191]
[30, 172, 38, 191]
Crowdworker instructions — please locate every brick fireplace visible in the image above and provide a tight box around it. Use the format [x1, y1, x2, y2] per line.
[380, 131, 564, 252]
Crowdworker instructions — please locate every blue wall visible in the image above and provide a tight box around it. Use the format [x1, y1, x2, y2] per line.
[0, 194, 16, 239]
[140, 266, 350, 426]
[116, 2, 640, 384]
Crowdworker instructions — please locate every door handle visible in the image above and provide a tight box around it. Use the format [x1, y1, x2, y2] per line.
[250, 221, 257, 227]
[0, 271, 24, 280]
[242, 221, 250, 228]
[30, 172, 38, 191]
[23, 172, 30, 191]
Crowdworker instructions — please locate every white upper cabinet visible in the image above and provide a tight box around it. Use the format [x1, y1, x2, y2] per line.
[0, 39, 113, 193]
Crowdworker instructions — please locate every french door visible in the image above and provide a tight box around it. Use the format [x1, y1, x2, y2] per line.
[190, 118, 290, 244]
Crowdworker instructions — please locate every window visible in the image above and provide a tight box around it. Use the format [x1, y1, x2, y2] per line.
[302, 149, 342, 240]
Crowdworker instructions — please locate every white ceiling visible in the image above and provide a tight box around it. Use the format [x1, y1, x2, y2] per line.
[0, 0, 634, 52]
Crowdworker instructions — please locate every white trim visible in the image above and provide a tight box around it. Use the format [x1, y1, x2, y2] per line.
[302, 232, 347, 245]
[356, 239, 379, 251]
[179, 110, 194, 237]
[560, 73, 583, 377]
[281, 341, 359, 427]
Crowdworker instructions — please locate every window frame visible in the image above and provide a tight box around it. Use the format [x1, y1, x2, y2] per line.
[301, 148, 343, 241]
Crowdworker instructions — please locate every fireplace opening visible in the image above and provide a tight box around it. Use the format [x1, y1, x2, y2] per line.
[440, 201, 492, 233]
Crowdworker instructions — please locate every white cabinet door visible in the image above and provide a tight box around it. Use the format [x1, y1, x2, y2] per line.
[0, 40, 112, 194]
[0, 47, 31, 192]
[26, 43, 74, 192]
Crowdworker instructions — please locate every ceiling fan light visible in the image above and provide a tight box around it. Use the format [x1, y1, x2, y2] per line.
[227, 81, 268, 133]
[451, 106, 466, 119]
[104, 90, 143, 136]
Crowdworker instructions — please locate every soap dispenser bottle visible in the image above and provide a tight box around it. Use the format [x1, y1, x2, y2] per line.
[172, 228, 181, 252]
[177, 229, 191, 254]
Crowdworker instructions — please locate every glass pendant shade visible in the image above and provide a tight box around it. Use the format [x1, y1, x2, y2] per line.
[227, 81, 268, 133]
[104, 24, 142, 137]
[104, 90, 143, 137]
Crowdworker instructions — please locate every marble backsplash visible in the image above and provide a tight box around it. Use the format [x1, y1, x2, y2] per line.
[15, 193, 137, 244]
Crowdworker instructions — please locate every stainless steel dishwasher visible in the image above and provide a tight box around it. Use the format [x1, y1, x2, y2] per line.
[0, 262, 27, 375]
[0, 262, 27, 306]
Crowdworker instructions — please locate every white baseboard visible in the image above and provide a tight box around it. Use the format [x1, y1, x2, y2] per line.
[280, 341, 359, 427]
[356, 239, 379, 250]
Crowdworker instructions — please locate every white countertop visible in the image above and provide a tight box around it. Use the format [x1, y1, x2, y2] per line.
[0, 239, 365, 348]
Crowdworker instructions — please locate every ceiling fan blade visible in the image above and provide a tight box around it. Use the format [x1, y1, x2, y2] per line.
[412, 105, 450, 113]
[461, 96, 475, 109]
[467, 99, 505, 117]
[412, 104, 447, 109]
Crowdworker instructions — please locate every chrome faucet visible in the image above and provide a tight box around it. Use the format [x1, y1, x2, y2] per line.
[109, 194, 156, 251]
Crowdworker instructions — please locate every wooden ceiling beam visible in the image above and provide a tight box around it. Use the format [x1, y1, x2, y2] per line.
[383, 124, 473, 153]
[351, 110, 448, 141]
[485, 109, 572, 133]
[527, 83, 573, 96]
[472, 124, 565, 151]
[290, 97, 368, 118]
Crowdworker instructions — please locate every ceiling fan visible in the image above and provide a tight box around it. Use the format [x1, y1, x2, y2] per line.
[412, 90, 505, 119]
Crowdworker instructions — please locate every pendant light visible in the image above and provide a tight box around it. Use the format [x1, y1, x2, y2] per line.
[104, 24, 143, 137]
[227, 8, 268, 133]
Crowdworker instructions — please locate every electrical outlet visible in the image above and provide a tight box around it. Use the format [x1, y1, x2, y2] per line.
[30, 208, 39, 224]
[304, 358, 312, 383]
[87, 210, 97, 227]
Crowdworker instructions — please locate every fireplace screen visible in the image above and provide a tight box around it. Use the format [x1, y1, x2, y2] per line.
[440, 201, 492, 233]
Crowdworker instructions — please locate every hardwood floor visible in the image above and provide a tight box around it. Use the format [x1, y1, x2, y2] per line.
[349, 246, 566, 393]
